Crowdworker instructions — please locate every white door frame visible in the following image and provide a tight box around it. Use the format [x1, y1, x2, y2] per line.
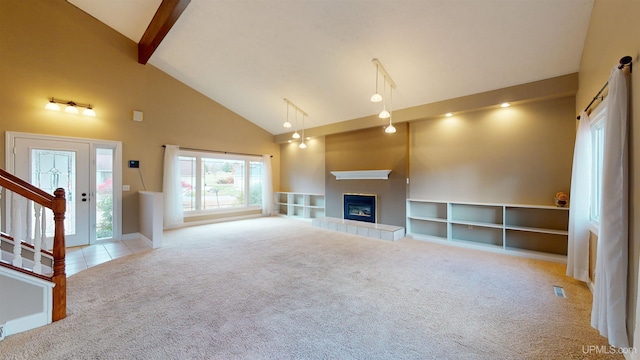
[5, 131, 123, 244]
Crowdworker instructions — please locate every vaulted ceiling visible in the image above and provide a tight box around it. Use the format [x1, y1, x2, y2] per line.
[68, 0, 594, 135]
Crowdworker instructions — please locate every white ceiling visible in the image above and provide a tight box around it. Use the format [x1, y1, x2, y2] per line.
[68, 0, 594, 135]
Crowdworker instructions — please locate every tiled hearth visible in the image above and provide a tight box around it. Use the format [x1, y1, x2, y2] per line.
[312, 217, 405, 241]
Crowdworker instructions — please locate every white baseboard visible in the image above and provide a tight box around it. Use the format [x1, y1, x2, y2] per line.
[167, 214, 262, 230]
[121, 232, 156, 248]
[121, 232, 142, 241]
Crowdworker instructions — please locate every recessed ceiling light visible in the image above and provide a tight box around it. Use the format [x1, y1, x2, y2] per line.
[501, 103, 510, 108]
[445, 113, 452, 117]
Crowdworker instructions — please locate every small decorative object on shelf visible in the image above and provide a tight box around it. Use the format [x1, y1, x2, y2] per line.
[554, 192, 569, 207]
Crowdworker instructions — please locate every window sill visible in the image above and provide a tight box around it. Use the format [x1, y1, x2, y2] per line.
[184, 206, 262, 218]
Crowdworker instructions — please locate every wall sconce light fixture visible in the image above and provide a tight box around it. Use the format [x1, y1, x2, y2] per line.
[45, 98, 96, 116]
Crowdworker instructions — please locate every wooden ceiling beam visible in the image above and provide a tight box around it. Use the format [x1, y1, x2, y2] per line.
[138, 0, 191, 65]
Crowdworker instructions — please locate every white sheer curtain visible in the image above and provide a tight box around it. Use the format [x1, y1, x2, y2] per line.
[261, 154, 274, 216]
[162, 145, 184, 228]
[591, 66, 629, 348]
[566, 111, 592, 282]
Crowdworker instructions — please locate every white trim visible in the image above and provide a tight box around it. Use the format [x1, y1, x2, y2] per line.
[5, 132, 123, 245]
[171, 213, 262, 229]
[0, 265, 54, 337]
[330, 170, 392, 180]
[121, 232, 142, 241]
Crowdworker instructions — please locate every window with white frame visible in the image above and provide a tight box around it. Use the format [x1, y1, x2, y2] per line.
[589, 101, 607, 226]
[178, 151, 263, 214]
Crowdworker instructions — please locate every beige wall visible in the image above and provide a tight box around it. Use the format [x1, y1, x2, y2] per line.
[410, 97, 576, 205]
[0, 0, 280, 234]
[280, 137, 325, 194]
[577, 0, 640, 345]
[325, 124, 409, 227]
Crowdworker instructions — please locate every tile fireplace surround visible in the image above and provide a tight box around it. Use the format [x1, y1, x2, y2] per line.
[312, 217, 405, 241]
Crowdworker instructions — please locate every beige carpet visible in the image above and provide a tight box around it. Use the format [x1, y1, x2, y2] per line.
[0, 217, 620, 359]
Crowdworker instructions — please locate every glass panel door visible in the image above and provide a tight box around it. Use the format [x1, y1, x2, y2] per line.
[96, 148, 114, 239]
[31, 149, 77, 237]
[14, 137, 90, 247]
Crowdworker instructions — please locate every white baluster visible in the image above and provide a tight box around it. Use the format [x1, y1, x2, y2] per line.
[41, 208, 47, 250]
[33, 203, 43, 274]
[11, 194, 23, 267]
[26, 200, 33, 245]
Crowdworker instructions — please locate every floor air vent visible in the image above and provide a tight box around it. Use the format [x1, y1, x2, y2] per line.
[553, 285, 567, 298]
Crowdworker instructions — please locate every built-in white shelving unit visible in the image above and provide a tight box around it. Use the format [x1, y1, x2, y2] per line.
[275, 192, 325, 219]
[406, 199, 569, 263]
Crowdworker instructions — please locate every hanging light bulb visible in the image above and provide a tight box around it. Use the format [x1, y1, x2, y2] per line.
[379, 79, 390, 119]
[292, 108, 300, 138]
[283, 101, 292, 128]
[370, 64, 382, 103]
[299, 115, 307, 148]
[385, 87, 396, 133]
[385, 122, 396, 134]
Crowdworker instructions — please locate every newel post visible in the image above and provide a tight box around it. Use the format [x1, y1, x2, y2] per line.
[52, 188, 67, 321]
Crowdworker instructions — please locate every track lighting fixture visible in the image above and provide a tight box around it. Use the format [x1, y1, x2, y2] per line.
[370, 59, 396, 127]
[45, 98, 96, 117]
[283, 98, 309, 149]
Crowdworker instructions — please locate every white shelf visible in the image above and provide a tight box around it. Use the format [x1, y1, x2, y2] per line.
[407, 215, 448, 223]
[406, 199, 569, 263]
[274, 192, 325, 219]
[330, 170, 392, 180]
[449, 220, 503, 229]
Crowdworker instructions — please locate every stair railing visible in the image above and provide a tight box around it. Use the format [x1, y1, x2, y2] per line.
[0, 168, 67, 321]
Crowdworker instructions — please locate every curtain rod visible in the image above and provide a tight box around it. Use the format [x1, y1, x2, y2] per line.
[162, 145, 272, 158]
[577, 56, 633, 120]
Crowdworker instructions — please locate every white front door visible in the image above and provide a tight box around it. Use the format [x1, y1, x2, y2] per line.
[13, 137, 91, 247]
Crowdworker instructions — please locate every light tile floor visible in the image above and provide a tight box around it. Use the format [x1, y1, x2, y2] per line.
[65, 238, 152, 276]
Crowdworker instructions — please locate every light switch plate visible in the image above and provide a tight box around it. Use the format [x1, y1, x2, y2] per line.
[123, 185, 130, 191]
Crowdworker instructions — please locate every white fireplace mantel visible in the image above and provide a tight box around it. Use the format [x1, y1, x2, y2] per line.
[330, 170, 392, 180]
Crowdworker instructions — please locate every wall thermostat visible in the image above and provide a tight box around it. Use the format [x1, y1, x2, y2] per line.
[128, 160, 140, 168]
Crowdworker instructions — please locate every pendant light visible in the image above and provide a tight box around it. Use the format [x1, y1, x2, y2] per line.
[385, 87, 396, 133]
[370, 64, 382, 103]
[299, 114, 307, 149]
[292, 108, 300, 139]
[379, 79, 390, 119]
[283, 101, 292, 128]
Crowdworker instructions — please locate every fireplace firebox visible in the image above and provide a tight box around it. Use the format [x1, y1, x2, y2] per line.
[343, 194, 377, 223]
